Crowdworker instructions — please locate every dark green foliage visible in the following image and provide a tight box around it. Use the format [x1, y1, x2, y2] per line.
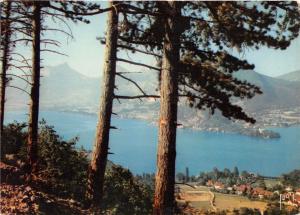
[233, 166, 239, 178]
[232, 208, 261, 215]
[13, 120, 89, 200]
[48, 1, 103, 24]
[102, 165, 153, 214]
[2, 121, 153, 212]
[196, 168, 257, 186]
[119, 1, 300, 123]
[264, 203, 299, 215]
[136, 173, 155, 189]
[281, 169, 300, 187]
[1, 122, 27, 157]
[257, 179, 267, 190]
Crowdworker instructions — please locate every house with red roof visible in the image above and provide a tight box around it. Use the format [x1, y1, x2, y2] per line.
[294, 195, 300, 206]
[235, 184, 251, 195]
[214, 182, 225, 190]
[295, 189, 300, 196]
[206, 180, 214, 187]
[252, 187, 273, 199]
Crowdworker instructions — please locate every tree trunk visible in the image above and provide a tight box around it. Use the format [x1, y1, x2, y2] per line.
[27, 2, 41, 175]
[154, 2, 181, 215]
[87, 2, 119, 207]
[0, 1, 11, 140]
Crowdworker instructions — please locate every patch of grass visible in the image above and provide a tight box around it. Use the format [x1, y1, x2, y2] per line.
[264, 179, 282, 189]
[190, 200, 212, 210]
[214, 192, 267, 212]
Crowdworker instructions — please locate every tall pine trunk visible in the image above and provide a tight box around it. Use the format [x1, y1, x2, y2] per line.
[27, 2, 41, 175]
[0, 1, 11, 139]
[154, 2, 181, 215]
[87, 2, 119, 207]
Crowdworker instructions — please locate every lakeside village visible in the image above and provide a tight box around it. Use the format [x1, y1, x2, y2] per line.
[174, 167, 300, 207]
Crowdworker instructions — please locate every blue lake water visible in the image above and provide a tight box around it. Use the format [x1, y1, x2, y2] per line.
[5, 111, 300, 177]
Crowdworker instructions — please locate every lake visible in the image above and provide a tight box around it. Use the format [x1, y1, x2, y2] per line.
[4, 111, 300, 177]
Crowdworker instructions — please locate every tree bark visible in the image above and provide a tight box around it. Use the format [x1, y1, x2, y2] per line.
[87, 2, 119, 207]
[27, 2, 41, 175]
[0, 1, 11, 140]
[154, 2, 181, 215]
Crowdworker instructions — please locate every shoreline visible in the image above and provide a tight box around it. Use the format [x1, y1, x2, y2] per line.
[6, 108, 300, 139]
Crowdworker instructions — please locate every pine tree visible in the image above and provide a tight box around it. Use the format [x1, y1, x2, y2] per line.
[16, 0, 107, 178]
[0, 1, 12, 140]
[86, 1, 119, 207]
[119, 2, 300, 213]
[0, 1, 31, 141]
[27, 0, 42, 175]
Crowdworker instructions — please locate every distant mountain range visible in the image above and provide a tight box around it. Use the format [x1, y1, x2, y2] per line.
[6, 63, 300, 137]
[234, 70, 300, 112]
[277, 70, 300, 82]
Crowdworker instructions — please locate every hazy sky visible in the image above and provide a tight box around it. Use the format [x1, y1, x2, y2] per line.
[40, 6, 300, 78]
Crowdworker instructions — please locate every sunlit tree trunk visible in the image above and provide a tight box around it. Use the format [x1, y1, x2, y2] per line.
[0, 1, 11, 140]
[154, 2, 181, 215]
[27, 1, 41, 176]
[87, 2, 119, 207]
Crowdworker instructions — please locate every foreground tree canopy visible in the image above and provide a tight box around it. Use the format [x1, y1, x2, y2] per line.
[118, 1, 300, 213]
[120, 1, 300, 122]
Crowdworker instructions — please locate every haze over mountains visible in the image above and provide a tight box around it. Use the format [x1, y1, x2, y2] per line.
[277, 70, 300, 82]
[6, 63, 300, 136]
[234, 70, 300, 111]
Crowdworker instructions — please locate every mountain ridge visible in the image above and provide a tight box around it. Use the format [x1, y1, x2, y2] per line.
[6, 63, 300, 137]
[276, 70, 300, 82]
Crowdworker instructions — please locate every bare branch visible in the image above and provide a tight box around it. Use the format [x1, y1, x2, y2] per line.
[44, 14, 73, 40]
[116, 73, 147, 95]
[117, 58, 160, 71]
[11, 38, 32, 43]
[42, 28, 73, 39]
[114, 95, 160, 99]
[7, 85, 30, 96]
[117, 71, 142, 74]
[118, 44, 162, 58]
[6, 73, 32, 85]
[8, 64, 31, 69]
[41, 39, 61, 47]
[41, 49, 68, 56]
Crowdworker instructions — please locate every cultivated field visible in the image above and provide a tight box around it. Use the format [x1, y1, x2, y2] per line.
[177, 184, 268, 213]
[214, 193, 268, 212]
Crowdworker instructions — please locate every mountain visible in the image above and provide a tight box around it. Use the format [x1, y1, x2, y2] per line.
[6, 63, 300, 136]
[276, 70, 300, 82]
[6, 63, 158, 111]
[41, 63, 101, 108]
[234, 70, 300, 112]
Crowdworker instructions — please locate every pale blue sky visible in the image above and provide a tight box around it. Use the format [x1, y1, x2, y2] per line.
[41, 6, 300, 78]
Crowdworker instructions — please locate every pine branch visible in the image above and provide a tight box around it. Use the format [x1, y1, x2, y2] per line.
[118, 36, 161, 47]
[48, 4, 116, 16]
